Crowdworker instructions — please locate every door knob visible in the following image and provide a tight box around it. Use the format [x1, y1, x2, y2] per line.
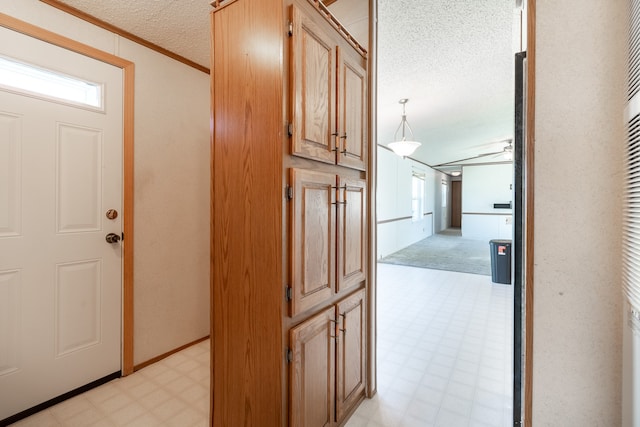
[105, 233, 121, 244]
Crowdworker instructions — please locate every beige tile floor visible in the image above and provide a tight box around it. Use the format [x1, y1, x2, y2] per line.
[11, 263, 512, 427]
[346, 264, 513, 427]
[10, 340, 210, 427]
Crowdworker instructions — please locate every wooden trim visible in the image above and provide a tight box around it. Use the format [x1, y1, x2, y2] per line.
[323, 0, 339, 6]
[134, 336, 209, 372]
[524, 1, 535, 425]
[377, 216, 412, 225]
[366, 0, 378, 398]
[122, 62, 135, 376]
[208, 9, 216, 424]
[210, 0, 239, 11]
[462, 212, 513, 216]
[305, 0, 368, 56]
[0, 12, 136, 377]
[0, 13, 131, 68]
[38, 0, 210, 75]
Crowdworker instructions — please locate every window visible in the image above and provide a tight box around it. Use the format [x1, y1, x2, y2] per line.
[411, 173, 425, 222]
[0, 55, 103, 110]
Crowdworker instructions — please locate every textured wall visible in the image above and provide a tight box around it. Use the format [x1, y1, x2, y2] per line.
[533, 0, 625, 424]
[376, 147, 439, 258]
[461, 164, 513, 241]
[118, 39, 210, 365]
[0, 1, 211, 366]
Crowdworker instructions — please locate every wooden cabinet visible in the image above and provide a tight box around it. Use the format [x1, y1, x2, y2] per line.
[289, 306, 336, 427]
[289, 289, 366, 427]
[290, 5, 368, 171]
[290, 168, 336, 316]
[289, 169, 366, 316]
[210, 0, 370, 426]
[336, 50, 368, 171]
[335, 289, 366, 421]
[337, 177, 367, 293]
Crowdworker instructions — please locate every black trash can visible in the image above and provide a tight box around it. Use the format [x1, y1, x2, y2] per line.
[489, 239, 512, 284]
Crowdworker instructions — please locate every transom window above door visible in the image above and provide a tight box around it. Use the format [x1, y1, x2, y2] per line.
[0, 55, 103, 110]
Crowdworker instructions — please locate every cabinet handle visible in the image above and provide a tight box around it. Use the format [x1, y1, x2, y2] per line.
[330, 318, 340, 341]
[331, 186, 347, 205]
[339, 133, 348, 154]
[339, 313, 346, 334]
[331, 132, 340, 152]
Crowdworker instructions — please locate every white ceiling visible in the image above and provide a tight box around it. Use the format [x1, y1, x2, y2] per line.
[52, 0, 520, 171]
[54, 0, 212, 68]
[377, 0, 519, 169]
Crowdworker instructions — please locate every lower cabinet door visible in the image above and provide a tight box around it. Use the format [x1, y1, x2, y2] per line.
[289, 306, 336, 427]
[336, 289, 366, 422]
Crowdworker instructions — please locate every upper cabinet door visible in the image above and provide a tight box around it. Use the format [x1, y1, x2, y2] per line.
[290, 5, 337, 164]
[290, 168, 337, 316]
[336, 48, 367, 171]
[336, 177, 367, 293]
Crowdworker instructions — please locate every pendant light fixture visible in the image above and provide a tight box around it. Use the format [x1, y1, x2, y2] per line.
[388, 98, 421, 157]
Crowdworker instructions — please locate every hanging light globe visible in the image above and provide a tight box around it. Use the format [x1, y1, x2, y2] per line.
[388, 98, 421, 157]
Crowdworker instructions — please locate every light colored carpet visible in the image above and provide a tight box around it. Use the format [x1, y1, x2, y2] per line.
[379, 229, 491, 275]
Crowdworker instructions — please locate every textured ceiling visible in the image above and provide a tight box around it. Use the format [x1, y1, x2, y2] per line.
[51, 0, 520, 169]
[54, 0, 212, 68]
[377, 0, 520, 167]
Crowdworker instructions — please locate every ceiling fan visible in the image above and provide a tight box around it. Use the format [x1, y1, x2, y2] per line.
[432, 139, 513, 169]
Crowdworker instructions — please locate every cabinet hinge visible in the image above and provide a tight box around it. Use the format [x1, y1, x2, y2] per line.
[287, 21, 293, 37]
[121, 232, 124, 241]
[286, 348, 293, 363]
[285, 186, 293, 201]
[285, 286, 293, 301]
[287, 122, 293, 137]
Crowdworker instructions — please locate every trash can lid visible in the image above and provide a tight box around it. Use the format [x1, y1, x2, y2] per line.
[489, 239, 512, 244]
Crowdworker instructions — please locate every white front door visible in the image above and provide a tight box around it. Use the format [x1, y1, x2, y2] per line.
[0, 27, 123, 420]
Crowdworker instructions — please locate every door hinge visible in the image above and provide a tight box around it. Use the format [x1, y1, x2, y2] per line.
[286, 348, 293, 363]
[287, 21, 293, 37]
[121, 232, 124, 241]
[285, 186, 293, 201]
[285, 286, 292, 301]
[287, 122, 293, 137]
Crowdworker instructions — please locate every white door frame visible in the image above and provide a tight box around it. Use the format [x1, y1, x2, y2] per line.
[0, 13, 136, 376]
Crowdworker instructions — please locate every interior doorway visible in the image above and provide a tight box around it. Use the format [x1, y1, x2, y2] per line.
[451, 180, 462, 228]
[368, 0, 526, 425]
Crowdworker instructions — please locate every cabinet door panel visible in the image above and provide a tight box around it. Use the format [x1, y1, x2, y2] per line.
[290, 6, 337, 164]
[290, 168, 336, 315]
[337, 48, 367, 171]
[337, 177, 366, 293]
[290, 306, 336, 427]
[336, 289, 366, 422]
